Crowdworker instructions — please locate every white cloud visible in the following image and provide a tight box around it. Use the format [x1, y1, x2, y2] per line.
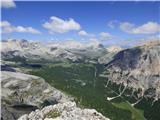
[99, 32, 112, 40]
[107, 20, 119, 29]
[1, 0, 16, 8]
[120, 22, 160, 34]
[0, 21, 11, 27]
[78, 30, 95, 37]
[89, 38, 99, 42]
[43, 16, 81, 33]
[0, 21, 41, 34]
[120, 22, 134, 32]
[78, 30, 88, 36]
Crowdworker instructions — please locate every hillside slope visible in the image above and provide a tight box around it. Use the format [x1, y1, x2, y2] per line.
[104, 41, 160, 104]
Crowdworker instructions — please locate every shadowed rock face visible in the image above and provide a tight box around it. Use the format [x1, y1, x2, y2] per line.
[1, 65, 16, 72]
[105, 43, 160, 100]
[1, 71, 68, 120]
[106, 48, 142, 70]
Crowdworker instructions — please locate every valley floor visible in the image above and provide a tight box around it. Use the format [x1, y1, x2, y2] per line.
[28, 62, 147, 120]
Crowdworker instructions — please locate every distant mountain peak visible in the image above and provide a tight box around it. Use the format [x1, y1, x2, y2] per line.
[105, 41, 160, 101]
[106, 45, 122, 53]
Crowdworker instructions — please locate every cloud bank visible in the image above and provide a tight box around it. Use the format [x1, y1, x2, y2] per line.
[120, 22, 160, 34]
[78, 30, 88, 36]
[0, 21, 41, 34]
[78, 30, 95, 37]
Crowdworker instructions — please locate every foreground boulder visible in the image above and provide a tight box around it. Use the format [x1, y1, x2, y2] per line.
[18, 102, 110, 120]
[1, 71, 69, 120]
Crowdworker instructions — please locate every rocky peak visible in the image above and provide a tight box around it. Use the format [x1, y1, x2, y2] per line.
[106, 45, 122, 53]
[104, 41, 160, 104]
[106, 42, 160, 74]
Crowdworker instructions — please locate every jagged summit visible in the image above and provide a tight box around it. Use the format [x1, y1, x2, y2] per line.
[1, 39, 106, 62]
[106, 45, 122, 53]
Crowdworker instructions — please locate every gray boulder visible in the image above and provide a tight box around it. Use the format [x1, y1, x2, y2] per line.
[1, 71, 69, 120]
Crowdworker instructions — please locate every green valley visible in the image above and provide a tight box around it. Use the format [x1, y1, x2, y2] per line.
[29, 62, 146, 120]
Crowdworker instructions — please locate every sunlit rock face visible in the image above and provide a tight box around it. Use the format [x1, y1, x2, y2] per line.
[18, 102, 110, 120]
[98, 45, 122, 64]
[104, 41, 160, 101]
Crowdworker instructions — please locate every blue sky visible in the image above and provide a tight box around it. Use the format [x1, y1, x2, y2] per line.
[1, 1, 160, 46]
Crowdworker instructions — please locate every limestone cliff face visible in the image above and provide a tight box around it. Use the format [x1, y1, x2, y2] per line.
[1, 71, 69, 120]
[105, 42, 160, 100]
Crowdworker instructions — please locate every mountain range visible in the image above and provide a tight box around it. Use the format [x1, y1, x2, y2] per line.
[1, 39, 160, 120]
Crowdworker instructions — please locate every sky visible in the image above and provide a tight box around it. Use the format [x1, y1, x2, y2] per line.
[1, 0, 160, 47]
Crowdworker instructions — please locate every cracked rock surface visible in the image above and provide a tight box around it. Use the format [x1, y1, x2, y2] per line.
[18, 102, 110, 120]
[1, 71, 69, 120]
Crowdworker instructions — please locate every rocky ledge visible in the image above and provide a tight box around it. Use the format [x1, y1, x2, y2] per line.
[1, 71, 110, 120]
[18, 102, 109, 120]
[1, 71, 69, 120]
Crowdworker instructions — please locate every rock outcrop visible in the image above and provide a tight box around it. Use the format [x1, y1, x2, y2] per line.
[1, 71, 110, 120]
[1, 71, 69, 120]
[104, 41, 160, 104]
[18, 102, 110, 120]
